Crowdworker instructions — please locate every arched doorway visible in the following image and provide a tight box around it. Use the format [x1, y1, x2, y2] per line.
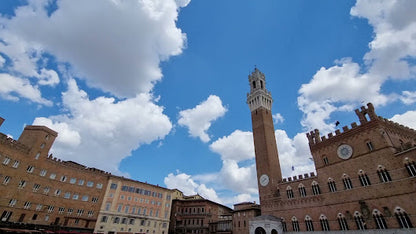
[271, 229, 278, 234]
[255, 227, 266, 234]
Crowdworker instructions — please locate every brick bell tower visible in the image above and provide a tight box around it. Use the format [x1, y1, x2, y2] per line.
[247, 68, 282, 202]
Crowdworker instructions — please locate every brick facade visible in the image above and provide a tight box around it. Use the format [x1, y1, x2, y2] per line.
[248, 69, 416, 232]
[0, 123, 109, 232]
[233, 202, 261, 233]
[169, 191, 233, 234]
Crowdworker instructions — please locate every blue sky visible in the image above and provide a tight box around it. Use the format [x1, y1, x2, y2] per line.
[0, 0, 415, 207]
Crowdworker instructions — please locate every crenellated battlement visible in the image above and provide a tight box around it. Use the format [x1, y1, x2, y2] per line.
[307, 103, 416, 147]
[0, 132, 30, 153]
[379, 117, 416, 135]
[47, 154, 111, 175]
[282, 172, 316, 183]
[307, 103, 378, 146]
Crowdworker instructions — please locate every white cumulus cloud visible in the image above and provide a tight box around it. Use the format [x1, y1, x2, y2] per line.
[178, 95, 227, 143]
[390, 110, 416, 129]
[0, 73, 52, 106]
[33, 79, 172, 175]
[298, 0, 416, 133]
[209, 130, 254, 161]
[0, 0, 188, 98]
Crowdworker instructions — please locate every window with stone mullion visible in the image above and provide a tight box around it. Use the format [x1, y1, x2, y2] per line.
[395, 212, 413, 228]
[343, 178, 353, 190]
[405, 162, 416, 177]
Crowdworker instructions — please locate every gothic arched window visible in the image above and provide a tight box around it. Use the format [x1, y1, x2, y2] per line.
[404, 158, 416, 177]
[377, 165, 392, 182]
[342, 174, 353, 190]
[281, 217, 287, 232]
[327, 178, 337, 192]
[337, 213, 349, 230]
[298, 183, 306, 197]
[354, 211, 366, 230]
[292, 216, 300, 232]
[286, 186, 294, 199]
[305, 215, 314, 231]
[311, 181, 321, 195]
[320, 214, 330, 231]
[394, 207, 413, 229]
[358, 170, 371, 187]
[373, 209, 387, 229]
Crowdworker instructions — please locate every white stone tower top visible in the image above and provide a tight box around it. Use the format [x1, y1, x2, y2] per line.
[247, 68, 273, 112]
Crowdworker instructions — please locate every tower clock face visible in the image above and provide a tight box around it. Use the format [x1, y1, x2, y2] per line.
[260, 174, 269, 186]
[337, 144, 353, 159]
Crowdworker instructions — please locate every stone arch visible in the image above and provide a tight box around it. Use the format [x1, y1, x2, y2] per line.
[255, 227, 266, 234]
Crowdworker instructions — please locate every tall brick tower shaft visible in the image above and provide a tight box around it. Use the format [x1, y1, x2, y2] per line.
[247, 68, 282, 202]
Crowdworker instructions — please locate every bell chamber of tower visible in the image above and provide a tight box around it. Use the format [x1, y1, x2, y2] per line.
[247, 68, 273, 112]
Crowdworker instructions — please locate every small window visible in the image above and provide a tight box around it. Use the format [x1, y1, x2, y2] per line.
[327, 178, 337, 192]
[60, 176, 67, 182]
[58, 207, 65, 214]
[3, 176, 11, 185]
[35, 152, 40, 160]
[27, 165, 35, 173]
[67, 208, 73, 215]
[358, 170, 371, 186]
[82, 195, 89, 201]
[311, 181, 321, 195]
[323, 156, 329, 165]
[338, 213, 349, 230]
[40, 143, 45, 149]
[305, 215, 314, 231]
[47, 205, 54, 213]
[76, 209, 84, 216]
[291, 216, 299, 232]
[96, 183, 103, 189]
[110, 183, 117, 189]
[394, 207, 413, 228]
[86, 181, 94, 187]
[18, 180, 27, 189]
[377, 165, 392, 182]
[373, 209, 387, 229]
[281, 218, 287, 232]
[73, 194, 79, 200]
[12, 160, 20, 168]
[36, 204, 43, 211]
[70, 178, 77, 184]
[23, 201, 31, 209]
[43, 187, 50, 194]
[320, 214, 330, 231]
[87, 211, 94, 217]
[405, 159, 416, 177]
[101, 216, 108, 223]
[33, 184, 41, 192]
[342, 174, 353, 190]
[298, 184, 307, 197]
[78, 179, 84, 185]
[8, 199, 17, 207]
[40, 169, 47, 177]
[64, 192, 71, 199]
[366, 141, 374, 151]
[286, 186, 294, 199]
[54, 189, 61, 196]
[3, 157, 11, 165]
[49, 173, 56, 179]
